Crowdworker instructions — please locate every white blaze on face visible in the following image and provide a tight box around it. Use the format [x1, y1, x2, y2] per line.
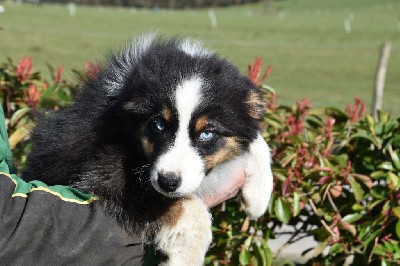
[151, 77, 205, 196]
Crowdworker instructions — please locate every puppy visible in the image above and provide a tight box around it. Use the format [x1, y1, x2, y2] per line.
[22, 35, 273, 265]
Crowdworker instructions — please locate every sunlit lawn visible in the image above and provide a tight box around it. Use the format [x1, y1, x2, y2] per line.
[0, 0, 399, 114]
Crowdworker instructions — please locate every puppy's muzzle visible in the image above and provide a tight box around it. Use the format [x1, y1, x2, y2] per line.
[157, 173, 182, 192]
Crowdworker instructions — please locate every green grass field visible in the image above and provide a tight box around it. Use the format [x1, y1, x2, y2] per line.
[0, 0, 399, 114]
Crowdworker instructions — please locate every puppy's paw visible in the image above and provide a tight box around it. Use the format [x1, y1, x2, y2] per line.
[156, 197, 212, 266]
[242, 133, 273, 219]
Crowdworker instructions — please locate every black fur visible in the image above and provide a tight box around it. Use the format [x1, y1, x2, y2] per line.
[22, 36, 263, 234]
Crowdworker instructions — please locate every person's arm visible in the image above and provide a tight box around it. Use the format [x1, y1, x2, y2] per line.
[0, 108, 143, 264]
[0, 172, 145, 264]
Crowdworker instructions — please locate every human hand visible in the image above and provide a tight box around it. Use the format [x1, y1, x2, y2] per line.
[200, 167, 246, 208]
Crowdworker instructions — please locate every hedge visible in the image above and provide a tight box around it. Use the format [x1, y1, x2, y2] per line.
[1, 56, 399, 265]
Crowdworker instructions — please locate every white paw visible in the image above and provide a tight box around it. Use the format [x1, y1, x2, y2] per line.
[155, 197, 212, 266]
[242, 133, 273, 219]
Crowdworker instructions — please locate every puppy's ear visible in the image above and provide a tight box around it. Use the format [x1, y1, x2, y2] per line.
[241, 133, 273, 219]
[246, 89, 266, 120]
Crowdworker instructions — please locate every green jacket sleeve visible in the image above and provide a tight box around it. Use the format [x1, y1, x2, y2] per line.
[0, 108, 145, 265]
[0, 107, 15, 174]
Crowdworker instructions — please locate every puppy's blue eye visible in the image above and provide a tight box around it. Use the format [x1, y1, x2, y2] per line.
[154, 120, 165, 131]
[199, 131, 213, 142]
[148, 118, 165, 133]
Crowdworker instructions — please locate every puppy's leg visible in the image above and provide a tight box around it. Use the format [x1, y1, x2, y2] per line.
[155, 197, 212, 266]
[241, 133, 274, 219]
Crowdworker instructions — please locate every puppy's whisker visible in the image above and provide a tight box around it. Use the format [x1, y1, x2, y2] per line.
[132, 164, 150, 175]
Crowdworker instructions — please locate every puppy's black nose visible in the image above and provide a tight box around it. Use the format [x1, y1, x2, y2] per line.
[157, 173, 181, 193]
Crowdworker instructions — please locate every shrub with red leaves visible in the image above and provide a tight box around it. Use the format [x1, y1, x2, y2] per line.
[16, 57, 32, 82]
[0, 57, 78, 169]
[207, 58, 400, 266]
[85, 61, 102, 79]
[248, 57, 272, 87]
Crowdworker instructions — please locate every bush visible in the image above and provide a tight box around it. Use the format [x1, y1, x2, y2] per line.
[0, 57, 86, 170]
[1, 56, 399, 265]
[207, 58, 400, 265]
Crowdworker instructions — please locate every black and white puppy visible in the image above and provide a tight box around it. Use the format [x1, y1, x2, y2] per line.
[22, 35, 273, 265]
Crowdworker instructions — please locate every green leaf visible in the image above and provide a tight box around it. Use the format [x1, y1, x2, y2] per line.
[371, 171, 388, 180]
[260, 84, 276, 94]
[267, 194, 275, 216]
[254, 242, 273, 266]
[330, 243, 343, 254]
[332, 154, 348, 167]
[371, 186, 389, 200]
[388, 148, 400, 170]
[274, 197, 292, 224]
[338, 221, 357, 236]
[366, 115, 375, 128]
[374, 123, 383, 136]
[396, 220, 400, 239]
[378, 162, 395, 171]
[9, 107, 31, 127]
[239, 247, 251, 265]
[306, 115, 324, 128]
[391, 134, 400, 146]
[249, 256, 258, 266]
[348, 176, 364, 202]
[383, 240, 396, 252]
[382, 201, 391, 215]
[352, 203, 364, 211]
[387, 172, 399, 190]
[311, 227, 331, 242]
[264, 116, 282, 129]
[342, 213, 363, 224]
[324, 107, 348, 123]
[244, 235, 253, 248]
[383, 121, 398, 135]
[393, 206, 400, 219]
[260, 238, 274, 266]
[255, 245, 266, 266]
[313, 241, 328, 257]
[359, 225, 371, 240]
[280, 153, 297, 168]
[264, 244, 273, 266]
[363, 229, 382, 250]
[350, 131, 381, 148]
[293, 192, 301, 217]
[353, 174, 373, 188]
[372, 244, 386, 256]
[377, 110, 390, 124]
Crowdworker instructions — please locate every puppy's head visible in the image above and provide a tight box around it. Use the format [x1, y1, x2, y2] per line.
[104, 35, 265, 197]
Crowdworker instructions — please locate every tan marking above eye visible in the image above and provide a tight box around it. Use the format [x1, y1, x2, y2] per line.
[195, 116, 209, 133]
[162, 105, 172, 122]
[204, 137, 244, 171]
[123, 101, 136, 111]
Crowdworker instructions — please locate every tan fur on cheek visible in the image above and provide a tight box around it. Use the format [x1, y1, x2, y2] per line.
[141, 137, 154, 159]
[204, 137, 244, 171]
[246, 90, 266, 120]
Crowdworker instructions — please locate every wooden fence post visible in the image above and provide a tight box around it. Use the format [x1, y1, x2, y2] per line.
[371, 42, 391, 118]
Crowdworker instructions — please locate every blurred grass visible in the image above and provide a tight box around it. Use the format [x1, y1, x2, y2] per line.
[0, 0, 399, 114]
